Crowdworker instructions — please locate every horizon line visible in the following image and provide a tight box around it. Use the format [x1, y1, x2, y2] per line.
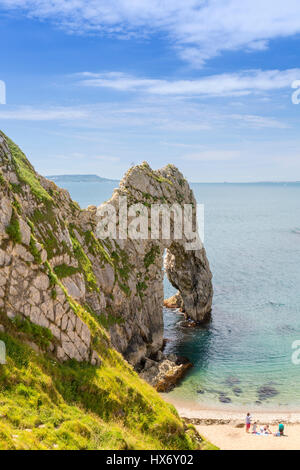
[45, 173, 300, 185]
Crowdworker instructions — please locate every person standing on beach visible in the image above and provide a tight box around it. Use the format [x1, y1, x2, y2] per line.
[245, 413, 252, 433]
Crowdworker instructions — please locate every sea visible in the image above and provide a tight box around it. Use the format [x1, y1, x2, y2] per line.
[57, 179, 300, 410]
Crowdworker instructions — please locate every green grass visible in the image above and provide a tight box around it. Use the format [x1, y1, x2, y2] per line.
[29, 235, 42, 264]
[54, 264, 79, 279]
[9, 315, 54, 350]
[3, 133, 53, 204]
[5, 209, 22, 244]
[0, 263, 212, 450]
[0, 316, 213, 450]
[69, 230, 99, 292]
[0, 171, 5, 187]
[144, 245, 160, 269]
[84, 230, 113, 266]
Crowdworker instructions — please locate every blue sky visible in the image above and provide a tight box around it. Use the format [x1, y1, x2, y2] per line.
[0, 1, 300, 181]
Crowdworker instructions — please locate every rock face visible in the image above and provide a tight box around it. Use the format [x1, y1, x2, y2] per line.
[140, 355, 193, 392]
[95, 161, 213, 364]
[0, 131, 212, 373]
[164, 292, 184, 310]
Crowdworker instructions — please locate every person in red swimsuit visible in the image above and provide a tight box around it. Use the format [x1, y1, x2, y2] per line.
[245, 413, 252, 432]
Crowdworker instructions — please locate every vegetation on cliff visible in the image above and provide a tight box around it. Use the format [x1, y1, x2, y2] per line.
[0, 318, 217, 450]
[0, 132, 216, 450]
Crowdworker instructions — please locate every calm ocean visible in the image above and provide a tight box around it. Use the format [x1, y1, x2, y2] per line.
[59, 180, 300, 410]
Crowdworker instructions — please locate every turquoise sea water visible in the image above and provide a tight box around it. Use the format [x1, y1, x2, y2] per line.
[61, 181, 300, 410]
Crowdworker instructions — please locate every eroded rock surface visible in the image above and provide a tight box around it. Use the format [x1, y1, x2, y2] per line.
[95, 162, 213, 365]
[139, 354, 193, 392]
[164, 292, 183, 310]
[0, 132, 212, 381]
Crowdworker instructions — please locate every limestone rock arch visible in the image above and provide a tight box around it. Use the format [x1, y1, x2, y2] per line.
[95, 162, 213, 365]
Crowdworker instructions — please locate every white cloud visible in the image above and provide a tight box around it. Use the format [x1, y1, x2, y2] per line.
[50, 152, 120, 162]
[0, 100, 289, 132]
[183, 150, 240, 161]
[2, 1, 300, 65]
[0, 106, 88, 120]
[80, 72, 163, 92]
[230, 114, 290, 129]
[78, 69, 300, 97]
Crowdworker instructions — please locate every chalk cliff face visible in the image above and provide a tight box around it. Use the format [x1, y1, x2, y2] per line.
[97, 163, 213, 365]
[0, 132, 212, 370]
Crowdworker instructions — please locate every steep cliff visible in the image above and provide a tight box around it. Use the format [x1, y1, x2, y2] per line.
[0, 131, 218, 450]
[0, 131, 212, 370]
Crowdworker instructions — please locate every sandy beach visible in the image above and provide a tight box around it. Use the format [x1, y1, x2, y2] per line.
[195, 423, 300, 450]
[163, 396, 300, 450]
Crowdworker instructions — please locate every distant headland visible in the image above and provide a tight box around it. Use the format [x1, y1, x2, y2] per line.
[46, 174, 119, 183]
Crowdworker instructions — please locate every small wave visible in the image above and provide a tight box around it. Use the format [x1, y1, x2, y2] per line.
[291, 228, 300, 235]
[268, 301, 285, 307]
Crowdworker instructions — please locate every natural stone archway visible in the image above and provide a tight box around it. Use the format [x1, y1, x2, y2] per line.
[95, 162, 213, 365]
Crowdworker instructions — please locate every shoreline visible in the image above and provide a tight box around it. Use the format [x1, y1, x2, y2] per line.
[163, 396, 300, 449]
[162, 395, 300, 425]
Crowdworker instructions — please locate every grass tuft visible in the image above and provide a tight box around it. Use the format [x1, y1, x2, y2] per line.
[5, 209, 22, 244]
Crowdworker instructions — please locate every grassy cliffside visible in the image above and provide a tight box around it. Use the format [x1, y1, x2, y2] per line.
[0, 322, 216, 450]
[0, 132, 217, 450]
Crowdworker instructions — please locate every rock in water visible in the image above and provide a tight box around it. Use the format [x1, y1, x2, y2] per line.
[233, 387, 243, 396]
[140, 355, 193, 393]
[164, 292, 184, 310]
[219, 395, 232, 404]
[257, 385, 279, 401]
[0, 132, 213, 388]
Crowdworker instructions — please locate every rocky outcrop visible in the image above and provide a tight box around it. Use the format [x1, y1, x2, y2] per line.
[95, 162, 213, 365]
[0, 131, 212, 378]
[165, 246, 213, 321]
[164, 292, 184, 310]
[140, 354, 193, 392]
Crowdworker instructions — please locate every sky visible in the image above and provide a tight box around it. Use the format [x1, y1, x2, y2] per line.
[0, 1, 300, 182]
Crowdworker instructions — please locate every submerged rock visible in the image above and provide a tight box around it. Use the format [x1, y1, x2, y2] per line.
[224, 376, 241, 387]
[233, 387, 243, 396]
[219, 395, 232, 404]
[257, 385, 279, 401]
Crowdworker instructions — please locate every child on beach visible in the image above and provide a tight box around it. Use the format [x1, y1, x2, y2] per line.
[252, 422, 257, 434]
[275, 423, 285, 437]
[245, 413, 251, 433]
